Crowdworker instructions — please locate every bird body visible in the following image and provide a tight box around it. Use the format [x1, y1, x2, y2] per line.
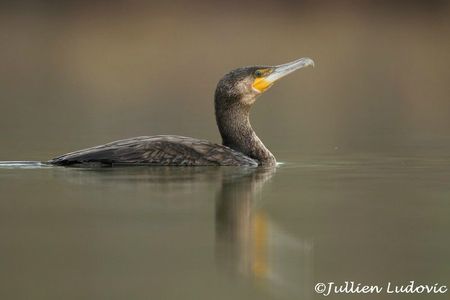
[49, 135, 258, 167]
[49, 57, 314, 167]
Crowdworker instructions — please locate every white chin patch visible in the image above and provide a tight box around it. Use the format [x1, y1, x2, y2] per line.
[241, 94, 257, 105]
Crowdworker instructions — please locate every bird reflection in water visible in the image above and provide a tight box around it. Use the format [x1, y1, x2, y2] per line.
[51, 165, 313, 298]
[215, 167, 313, 299]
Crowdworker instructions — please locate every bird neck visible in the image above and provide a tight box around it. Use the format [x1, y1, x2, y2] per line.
[215, 101, 276, 166]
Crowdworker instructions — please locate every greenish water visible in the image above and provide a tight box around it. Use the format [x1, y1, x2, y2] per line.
[0, 155, 448, 300]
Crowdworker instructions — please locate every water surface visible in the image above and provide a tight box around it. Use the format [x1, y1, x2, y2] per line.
[0, 154, 448, 300]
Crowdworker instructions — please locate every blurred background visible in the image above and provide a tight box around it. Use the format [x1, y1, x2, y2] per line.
[0, 0, 449, 161]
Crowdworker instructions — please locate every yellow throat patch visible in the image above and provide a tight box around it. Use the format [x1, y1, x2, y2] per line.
[252, 78, 273, 93]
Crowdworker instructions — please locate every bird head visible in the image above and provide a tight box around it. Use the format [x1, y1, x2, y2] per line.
[215, 57, 314, 107]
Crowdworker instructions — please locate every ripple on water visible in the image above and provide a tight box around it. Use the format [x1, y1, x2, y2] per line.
[0, 161, 52, 169]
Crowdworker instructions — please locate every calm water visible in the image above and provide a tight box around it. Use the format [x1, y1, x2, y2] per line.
[0, 154, 449, 300]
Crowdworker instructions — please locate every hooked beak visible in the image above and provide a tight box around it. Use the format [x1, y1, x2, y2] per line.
[252, 57, 315, 93]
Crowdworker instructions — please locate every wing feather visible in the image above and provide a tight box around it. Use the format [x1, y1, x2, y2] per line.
[48, 135, 258, 167]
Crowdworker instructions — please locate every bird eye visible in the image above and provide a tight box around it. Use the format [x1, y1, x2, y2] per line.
[254, 70, 262, 78]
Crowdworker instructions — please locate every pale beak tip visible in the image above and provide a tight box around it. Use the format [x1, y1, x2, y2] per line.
[305, 57, 315, 68]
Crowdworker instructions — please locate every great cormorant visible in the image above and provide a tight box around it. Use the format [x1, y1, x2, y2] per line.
[49, 57, 314, 167]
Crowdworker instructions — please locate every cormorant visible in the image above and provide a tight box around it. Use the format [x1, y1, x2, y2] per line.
[49, 57, 314, 167]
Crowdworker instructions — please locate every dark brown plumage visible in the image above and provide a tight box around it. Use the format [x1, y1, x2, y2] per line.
[49, 58, 314, 167]
[49, 136, 258, 167]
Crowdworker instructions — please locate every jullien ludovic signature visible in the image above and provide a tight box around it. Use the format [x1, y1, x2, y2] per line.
[314, 281, 448, 296]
